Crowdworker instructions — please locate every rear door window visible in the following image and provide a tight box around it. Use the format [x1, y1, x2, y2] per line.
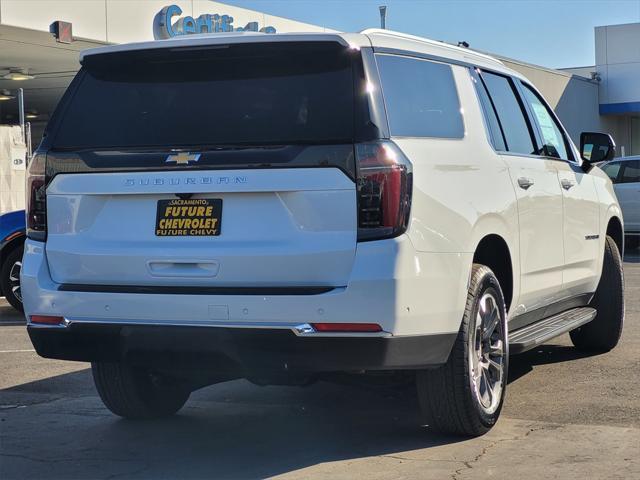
[52, 42, 356, 149]
[376, 54, 464, 138]
[479, 71, 536, 155]
[473, 72, 507, 151]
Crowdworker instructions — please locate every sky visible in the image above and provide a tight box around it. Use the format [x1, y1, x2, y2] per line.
[224, 0, 640, 69]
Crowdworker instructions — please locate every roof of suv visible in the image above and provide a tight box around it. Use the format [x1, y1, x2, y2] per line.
[80, 29, 521, 79]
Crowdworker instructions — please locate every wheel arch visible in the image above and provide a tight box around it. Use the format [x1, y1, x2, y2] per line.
[605, 215, 624, 256]
[0, 233, 25, 266]
[472, 234, 514, 312]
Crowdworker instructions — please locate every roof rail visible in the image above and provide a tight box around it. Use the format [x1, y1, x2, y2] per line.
[361, 28, 504, 67]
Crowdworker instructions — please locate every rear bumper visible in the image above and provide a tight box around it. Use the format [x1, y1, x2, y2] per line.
[22, 236, 471, 371]
[28, 323, 456, 372]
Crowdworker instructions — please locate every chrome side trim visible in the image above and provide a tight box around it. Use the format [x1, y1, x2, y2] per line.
[26, 318, 72, 329]
[28, 317, 392, 338]
[293, 323, 316, 335]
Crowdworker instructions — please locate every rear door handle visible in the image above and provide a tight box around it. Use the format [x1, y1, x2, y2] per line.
[518, 177, 534, 190]
[561, 179, 575, 190]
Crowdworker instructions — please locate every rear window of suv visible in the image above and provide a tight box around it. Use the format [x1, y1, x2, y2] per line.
[51, 42, 356, 149]
[375, 54, 464, 138]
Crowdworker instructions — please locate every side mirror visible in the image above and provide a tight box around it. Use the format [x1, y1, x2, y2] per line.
[580, 132, 616, 168]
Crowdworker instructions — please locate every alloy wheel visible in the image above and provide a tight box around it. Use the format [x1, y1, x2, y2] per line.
[468, 291, 506, 414]
[9, 260, 22, 303]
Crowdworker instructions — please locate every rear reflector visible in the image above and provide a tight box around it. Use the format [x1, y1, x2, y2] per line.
[30, 315, 65, 325]
[311, 323, 382, 333]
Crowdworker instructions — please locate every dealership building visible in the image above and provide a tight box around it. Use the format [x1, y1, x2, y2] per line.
[0, 0, 639, 212]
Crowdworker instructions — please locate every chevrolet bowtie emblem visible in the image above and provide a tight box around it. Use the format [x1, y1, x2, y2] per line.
[165, 152, 201, 165]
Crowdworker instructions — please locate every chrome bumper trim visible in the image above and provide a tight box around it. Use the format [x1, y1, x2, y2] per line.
[28, 317, 391, 338]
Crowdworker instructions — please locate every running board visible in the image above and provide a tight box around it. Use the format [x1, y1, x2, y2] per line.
[509, 307, 597, 354]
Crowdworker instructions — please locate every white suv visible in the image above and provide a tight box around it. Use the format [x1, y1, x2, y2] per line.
[22, 30, 625, 436]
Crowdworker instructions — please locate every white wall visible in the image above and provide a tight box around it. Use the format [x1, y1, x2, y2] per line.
[0, 0, 335, 44]
[595, 23, 640, 106]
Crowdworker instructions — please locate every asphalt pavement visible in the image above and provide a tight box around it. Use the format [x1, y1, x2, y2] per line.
[1, 250, 639, 479]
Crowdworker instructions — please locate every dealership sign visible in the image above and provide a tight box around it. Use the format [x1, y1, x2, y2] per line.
[153, 5, 276, 40]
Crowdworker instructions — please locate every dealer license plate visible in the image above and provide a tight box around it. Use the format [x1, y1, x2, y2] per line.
[155, 198, 222, 236]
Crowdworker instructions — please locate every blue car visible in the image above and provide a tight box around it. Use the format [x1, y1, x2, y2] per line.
[0, 210, 25, 312]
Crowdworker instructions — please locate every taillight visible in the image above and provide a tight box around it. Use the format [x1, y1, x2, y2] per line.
[26, 152, 47, 241]
[356, 141, 412, 241]
[30, 315, 65, 325]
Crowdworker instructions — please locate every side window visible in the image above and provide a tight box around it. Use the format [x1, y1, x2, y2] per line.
[473, 72, 506, 151]
[520, 84, 570, 160]
[620, 160, 640, 184]
[601, 162, 622, 183]
[376, 54, 464, 138]
[479, 71, 535, 155]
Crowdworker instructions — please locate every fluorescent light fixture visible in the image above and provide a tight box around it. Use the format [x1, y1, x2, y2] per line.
[0, 90, 15, 101]
[26, 112, 39, 119]
[3, 71, 35, 81]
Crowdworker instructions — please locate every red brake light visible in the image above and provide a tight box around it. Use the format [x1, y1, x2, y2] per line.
[30, 315, 65, 325]
[356, 141, 412, 241]
[311, 323, 382, 333]
[26, 152, 47, 241]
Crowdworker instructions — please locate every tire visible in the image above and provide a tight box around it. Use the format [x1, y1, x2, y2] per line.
[417, 264, 508, 436]
[570, 235, 624, 352]
[92, 362, 191, 419]
[1, 245, 24, 313]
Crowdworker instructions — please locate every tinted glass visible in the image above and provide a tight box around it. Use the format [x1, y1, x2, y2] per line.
[52, 43, 355, 149]
[601, 162, 621, 183]
[480, 72, 535, 155]
[620, 160, 640, 183]
[521, 84, 570, 160]
[473, 73, 506, 151]
[376, 54, 464, 138]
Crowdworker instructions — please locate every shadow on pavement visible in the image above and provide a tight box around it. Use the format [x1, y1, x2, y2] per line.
[1, 369, 468, 479]
[2, 367, 92, 396]
[507, 344, 601, 384]
[0, 334, 618, 479]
